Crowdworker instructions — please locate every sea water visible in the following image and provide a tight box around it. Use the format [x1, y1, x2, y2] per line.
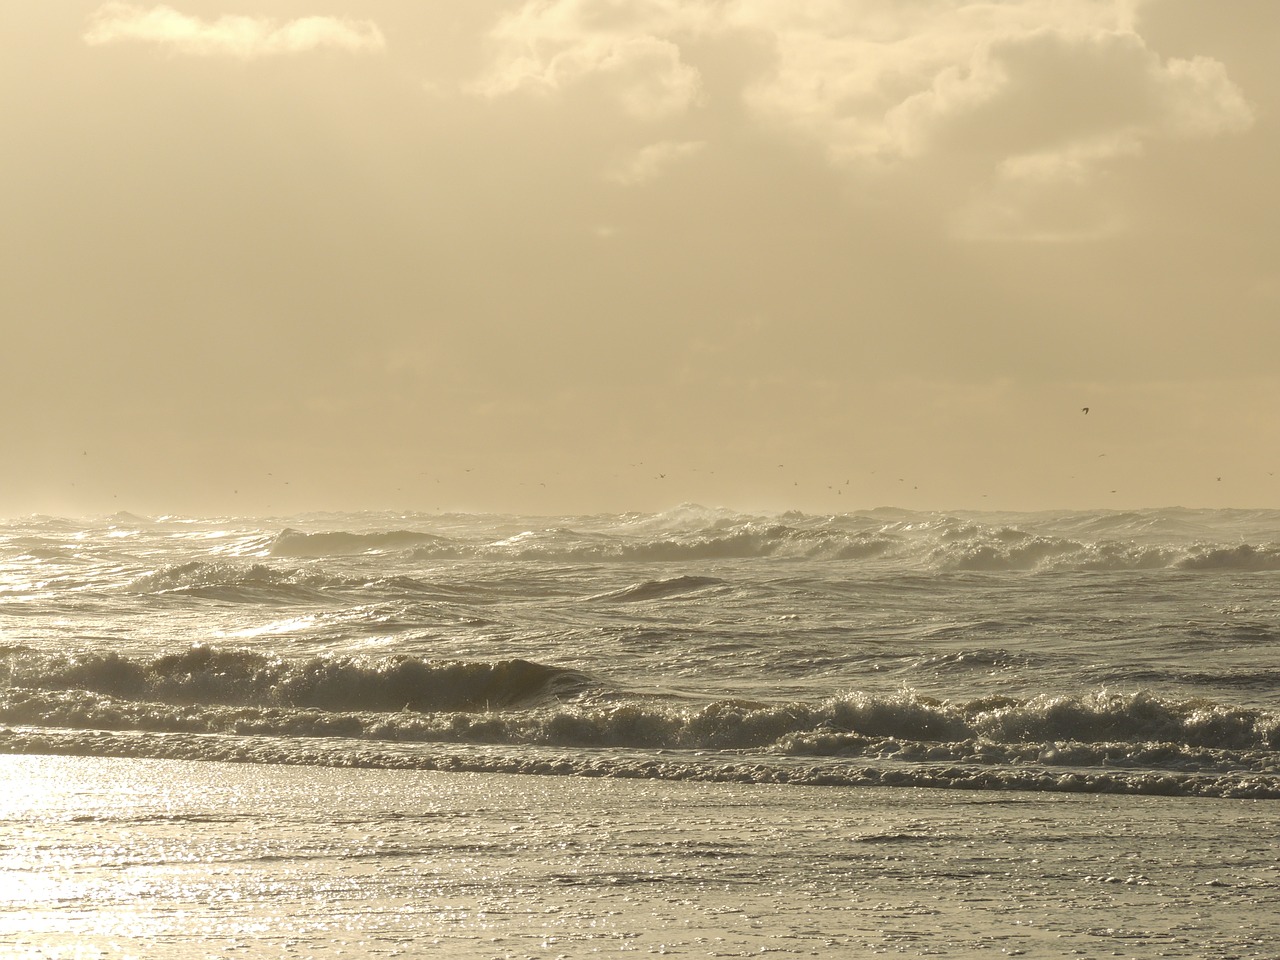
[2, 506, 1279, 956]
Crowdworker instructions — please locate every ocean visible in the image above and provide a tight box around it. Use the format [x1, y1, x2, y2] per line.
[2, 506, 1279, 956]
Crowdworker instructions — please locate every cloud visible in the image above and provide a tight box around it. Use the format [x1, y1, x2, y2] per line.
[473, 0, 1254, 239]
[726, 2, 1253, 238]
[84, 3, 386, 58]
[473, 0, 705, 119]
[735, 4, 1251, 160]
[934, 28, 1254, 239]
[607, 139, 705, 185]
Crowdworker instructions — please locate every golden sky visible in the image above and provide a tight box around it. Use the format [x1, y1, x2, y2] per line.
[3, 1, 1277, 515]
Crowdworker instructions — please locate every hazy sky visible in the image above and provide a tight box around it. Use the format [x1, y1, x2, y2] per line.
[4, 1, 1278, 516]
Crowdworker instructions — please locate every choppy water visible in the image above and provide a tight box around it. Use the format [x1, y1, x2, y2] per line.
[4, 505, 1280, 798]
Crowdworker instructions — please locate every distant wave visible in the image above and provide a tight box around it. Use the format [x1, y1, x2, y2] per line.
[269, 529, 465, 558]
[603, 526, 896, 562]
[127, 561, 518, 608]
[1175, 544, 1280, 571]
[588, 575, 726, 603]
[419, 523, 897, 563]
[129, 561, 346, 603]
[249, 512, 1280, 571]
[934, 536, 1176, 572]
[922, 528, 1250, 572]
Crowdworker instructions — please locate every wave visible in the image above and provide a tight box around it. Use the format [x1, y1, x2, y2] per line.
[932, 536, 1177, 572]
[2, 646, 589, 713]
[245, 509, 1280, 572]
[3, 725, 1277, 800]
[5, 646, 1280, 797]
[107, 510, 155, 526]
[588, 575, 726, 603]
[602, 526, 897, 562]
[1175, 544, 1280, 571]
[127, 562, 506, 609]
[5, 653, 1277, 757]
[269, 529, 464, 558]
[128, 561, 348, 603]
[412, 524, 897, 563]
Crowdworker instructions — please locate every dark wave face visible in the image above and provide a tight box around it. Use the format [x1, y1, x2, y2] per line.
[2, 646, 589, 713]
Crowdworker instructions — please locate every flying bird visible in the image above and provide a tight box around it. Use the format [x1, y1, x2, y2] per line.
[1081, 407, 1089, 414]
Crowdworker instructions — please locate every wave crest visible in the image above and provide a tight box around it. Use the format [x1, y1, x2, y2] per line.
[250, 511, 1280, 572]
[4, 646, 589, 713]
[588, 575, 726, 603]
[6, 657, 1277, 758]
[269, 529, 463, 558]
[129, 561, 344, 603]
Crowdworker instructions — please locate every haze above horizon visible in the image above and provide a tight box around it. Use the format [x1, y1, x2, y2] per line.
[4, 1, 1277, 517]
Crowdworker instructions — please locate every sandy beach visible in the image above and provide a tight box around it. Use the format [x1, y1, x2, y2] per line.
[3, 754, 1278, 958]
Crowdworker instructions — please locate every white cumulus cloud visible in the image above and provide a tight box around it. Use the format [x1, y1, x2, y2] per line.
[84, 3, 386, 58]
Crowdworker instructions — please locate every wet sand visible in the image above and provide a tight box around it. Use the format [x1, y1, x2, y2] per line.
[2, 755, 1278, 958]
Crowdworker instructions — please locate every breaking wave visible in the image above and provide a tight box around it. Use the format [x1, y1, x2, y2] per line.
[129, 562, 346, 604]
[270, 529, 464, 558]
[1, 646, 589, 713]
[4, 707, 1279, 800]
[252, 510, 1280, 572]
[4, 646, 1278, 797]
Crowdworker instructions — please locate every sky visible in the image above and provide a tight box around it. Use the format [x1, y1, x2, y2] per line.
[3, 0, 1278, 517]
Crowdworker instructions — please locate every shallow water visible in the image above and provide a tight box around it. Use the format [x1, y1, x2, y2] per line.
[3, 755, 1278, 958]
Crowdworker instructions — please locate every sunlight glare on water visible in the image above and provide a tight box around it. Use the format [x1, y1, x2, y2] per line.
[1, 756, 1278, 958]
